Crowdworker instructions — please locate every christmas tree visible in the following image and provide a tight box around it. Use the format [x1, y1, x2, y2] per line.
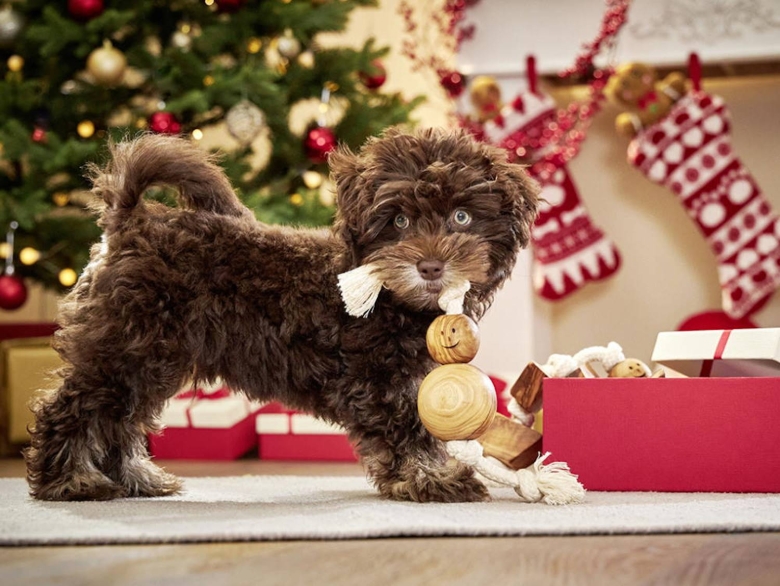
[0, 0, 420, 305]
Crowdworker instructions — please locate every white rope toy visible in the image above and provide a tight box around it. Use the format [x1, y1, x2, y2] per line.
[447, 441, 585, 505]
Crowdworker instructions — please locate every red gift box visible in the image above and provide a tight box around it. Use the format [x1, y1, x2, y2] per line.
[148, 384, 262, 460]
[543, 329, 780, 492]
[256, 403, 358, 462]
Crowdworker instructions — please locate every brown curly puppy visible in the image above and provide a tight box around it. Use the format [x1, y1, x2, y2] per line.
[25, 127, 538, 502]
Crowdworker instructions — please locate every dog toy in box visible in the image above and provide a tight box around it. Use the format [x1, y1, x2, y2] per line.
[26, 127, 540, 504]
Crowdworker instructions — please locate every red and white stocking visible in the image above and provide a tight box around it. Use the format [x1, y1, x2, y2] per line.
[628, 91, 780, 318]
[482, 91, 622, 300]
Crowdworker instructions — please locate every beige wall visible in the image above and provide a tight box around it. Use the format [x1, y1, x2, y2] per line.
[5, 2, 779, 374]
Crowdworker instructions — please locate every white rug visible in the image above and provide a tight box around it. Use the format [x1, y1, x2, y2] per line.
[2, 476, 780, 545]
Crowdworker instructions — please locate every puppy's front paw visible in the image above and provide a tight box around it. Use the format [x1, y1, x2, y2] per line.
[382, 466, 489, 503]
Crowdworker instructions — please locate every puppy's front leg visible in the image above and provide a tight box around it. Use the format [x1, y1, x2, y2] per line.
[348, 391, 489, 503]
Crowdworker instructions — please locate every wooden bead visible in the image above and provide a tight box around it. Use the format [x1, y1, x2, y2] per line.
[417, 364, 496, 441]
[426, 314, 480, 364]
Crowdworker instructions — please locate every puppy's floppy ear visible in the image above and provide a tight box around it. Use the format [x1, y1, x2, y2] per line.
[499, 161, 540, 250]
[328, 145, 365, 263]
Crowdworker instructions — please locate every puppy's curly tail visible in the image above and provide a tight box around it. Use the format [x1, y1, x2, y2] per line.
[87, 133, 247, 220]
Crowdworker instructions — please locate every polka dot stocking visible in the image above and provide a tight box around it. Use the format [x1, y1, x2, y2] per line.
[628, 91, 780, 318]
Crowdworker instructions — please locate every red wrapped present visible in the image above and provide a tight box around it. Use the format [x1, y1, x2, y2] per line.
[256, 403, 358, 462]
[543, 328, 780, 492]
[148, 383, 263, 460]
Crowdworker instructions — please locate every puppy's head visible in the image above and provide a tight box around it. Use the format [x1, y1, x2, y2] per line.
[330, 127, 538, 317]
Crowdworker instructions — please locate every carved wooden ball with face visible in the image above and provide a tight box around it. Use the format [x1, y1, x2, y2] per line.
[426, 314, 480, 364]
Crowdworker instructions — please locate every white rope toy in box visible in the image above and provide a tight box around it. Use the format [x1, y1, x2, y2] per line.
[337, 265, 585, 505]
[505, 342, 652, 427]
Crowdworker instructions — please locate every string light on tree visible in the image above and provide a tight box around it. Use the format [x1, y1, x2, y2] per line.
[191, 128, 203, 141]
[18, 247, 40, 266]
[77, 120, 95, 138]
[7, 54, 23, 72]
[58, 268, 78, 288]
[247, 37, 262, 54]
[302, 170, 324, 189]
[53, 192, 70, 207]
[298, 50, 315, 68]
[289, 193, 304, 207]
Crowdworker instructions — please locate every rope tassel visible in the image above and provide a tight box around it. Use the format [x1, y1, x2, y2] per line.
[446, 440, 586, 505]
[337, 263, 384, 317]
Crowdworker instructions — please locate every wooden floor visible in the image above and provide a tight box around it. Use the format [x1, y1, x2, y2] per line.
[2, 459, 780, 586]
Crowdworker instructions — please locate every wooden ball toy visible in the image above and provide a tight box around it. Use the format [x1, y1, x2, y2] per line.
[426, 314, 480, 364]
[417, 363, 496, 441]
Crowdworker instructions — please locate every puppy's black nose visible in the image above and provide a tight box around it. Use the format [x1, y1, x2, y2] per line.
[417, 259, 444, 281]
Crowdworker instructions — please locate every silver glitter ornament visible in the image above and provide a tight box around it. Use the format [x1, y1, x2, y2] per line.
[0, 6, 24, 49]
[225, 100, 266, 145]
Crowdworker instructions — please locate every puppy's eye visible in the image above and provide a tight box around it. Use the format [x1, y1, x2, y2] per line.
[394, 214, 410, 230]
[452, 209, 472, 226]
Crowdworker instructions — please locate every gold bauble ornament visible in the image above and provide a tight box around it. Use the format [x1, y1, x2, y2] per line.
[86, 41, 127, 86]
[225, 100, 266, 145]
[277, 29, 301, 59]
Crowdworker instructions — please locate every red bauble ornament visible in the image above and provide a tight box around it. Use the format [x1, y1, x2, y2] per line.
[0, 274, 27, 311]
[304, 126, 337, 164]
[215, 0, 244, 13]
[68, 0, 104, 21]
[439, 70, 465, 98]
[359, 60, 387, 90]
[149, 112, 182, 134]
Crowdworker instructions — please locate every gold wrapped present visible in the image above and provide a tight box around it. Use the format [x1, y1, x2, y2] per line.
[0, 338, 62, 454]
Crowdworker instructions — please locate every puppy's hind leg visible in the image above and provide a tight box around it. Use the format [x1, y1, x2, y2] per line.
[26, 364, 183, 501]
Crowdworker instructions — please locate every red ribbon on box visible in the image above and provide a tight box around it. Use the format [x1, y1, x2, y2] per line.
[699, 330, 732, 377]
[176, 386, 233, 427]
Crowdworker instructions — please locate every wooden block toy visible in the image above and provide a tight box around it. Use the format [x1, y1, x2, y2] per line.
[509, 362, 546, 413]
[479, 413, 543, 470]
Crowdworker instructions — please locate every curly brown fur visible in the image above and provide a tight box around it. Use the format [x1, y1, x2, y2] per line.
[25, 128, 538, 503]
